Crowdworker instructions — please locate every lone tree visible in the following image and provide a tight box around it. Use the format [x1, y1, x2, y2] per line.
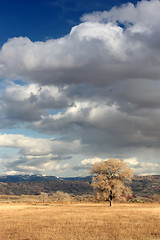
[90, 159, 133, 206]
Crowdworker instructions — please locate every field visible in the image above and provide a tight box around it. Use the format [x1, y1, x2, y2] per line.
[0, 202, 159, 240]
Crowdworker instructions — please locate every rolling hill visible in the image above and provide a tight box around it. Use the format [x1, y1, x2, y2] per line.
[0, 174, 159, 197]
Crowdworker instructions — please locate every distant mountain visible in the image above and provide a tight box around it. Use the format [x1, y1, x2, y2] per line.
[61, 176, 92, 182]
[0, 174, 159, 197]
[0, 174, 92, 183]
[129, 175, 160, 197]
[0, 175, 93, 196]
[0, 174, 59, 183]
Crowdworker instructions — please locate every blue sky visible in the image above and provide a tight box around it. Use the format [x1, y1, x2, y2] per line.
[0, 0, 137, 45]
[0, 0, 160, 176]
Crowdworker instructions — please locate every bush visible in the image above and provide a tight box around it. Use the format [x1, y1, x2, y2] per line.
[151, 194, 160, 202]
[129, 197, 143, 203]
[50, 191, 73, 202]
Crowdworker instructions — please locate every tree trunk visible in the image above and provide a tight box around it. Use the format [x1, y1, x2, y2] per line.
[109, 190, 113, 206]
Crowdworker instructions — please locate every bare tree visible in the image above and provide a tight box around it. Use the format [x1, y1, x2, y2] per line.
[39, 192, 48, 202]
[90, 159, 133, 206]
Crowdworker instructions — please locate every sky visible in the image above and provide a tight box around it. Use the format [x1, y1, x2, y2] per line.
[0, 0, 160, 177]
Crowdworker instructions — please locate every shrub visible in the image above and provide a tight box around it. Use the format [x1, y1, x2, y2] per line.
[51, 191, 73, 202]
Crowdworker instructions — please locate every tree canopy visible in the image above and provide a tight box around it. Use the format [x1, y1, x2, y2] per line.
[90, 159, 133, 204]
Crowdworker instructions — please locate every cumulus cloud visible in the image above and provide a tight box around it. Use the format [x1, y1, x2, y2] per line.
[30, 100, 160, 150]
[0, 134, 81, 175]
[1, 0, 160, 175]
[73, 157, 105, 170]
[0, 83, 71, 126]
[1, 1, 160, 86]
[74, 157, 160, 175]
[81, 0, 160, 27]
[124, 157, 160, 175]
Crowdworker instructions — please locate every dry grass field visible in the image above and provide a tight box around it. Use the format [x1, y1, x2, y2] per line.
[0, 202, 159, 240]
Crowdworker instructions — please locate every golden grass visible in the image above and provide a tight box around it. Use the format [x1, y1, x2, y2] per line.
[0, 202, 159, 240]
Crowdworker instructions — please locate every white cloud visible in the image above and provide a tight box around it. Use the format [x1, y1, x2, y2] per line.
[124, 157, 139, 166]
[1, 0, 160, 176]
[0, 134, 81, 175]
[124, 157, 160, 175]
[4, 161, 69, 176]
[30, 100, 160, 149]
[0, 83, 71, 124]
[81, 157, 104, 166]
[81, 0, 160, 28]
[1, 1, 160, 87]
[0, 133, 82, 156]
[74, 156, 160, 176]
[73, 157, 107, 171]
